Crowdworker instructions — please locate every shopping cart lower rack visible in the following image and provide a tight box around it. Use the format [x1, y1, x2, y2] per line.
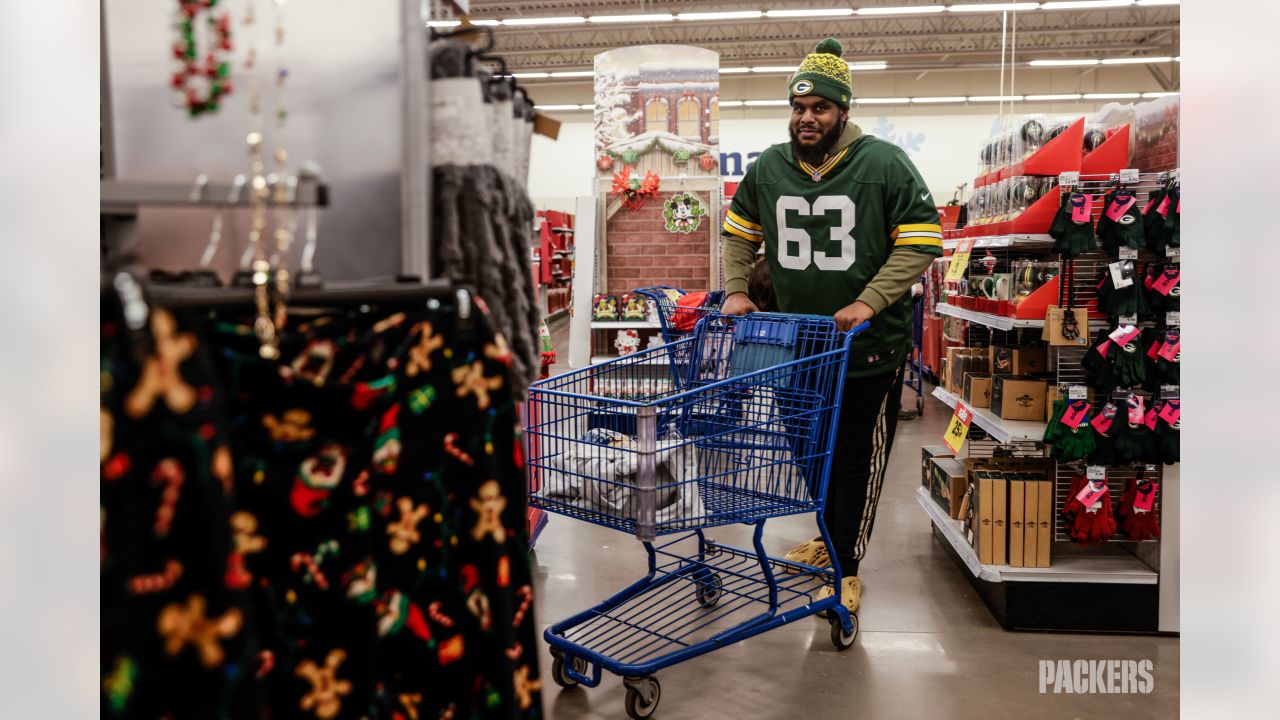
[526, 313, 867, 718]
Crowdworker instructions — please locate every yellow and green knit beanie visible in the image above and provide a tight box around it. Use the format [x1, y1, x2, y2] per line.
[788, 38, 853, 109]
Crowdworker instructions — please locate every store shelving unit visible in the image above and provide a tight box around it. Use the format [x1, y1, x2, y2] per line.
[942, 233, 1052, 250]
[934, 303, 1045, 331]
[931, 386, 1045, 444]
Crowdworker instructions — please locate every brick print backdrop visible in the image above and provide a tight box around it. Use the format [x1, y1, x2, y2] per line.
[606, 190, 711, 294]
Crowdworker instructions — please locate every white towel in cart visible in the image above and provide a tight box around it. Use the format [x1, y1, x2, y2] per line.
[541, 430, 706, 528]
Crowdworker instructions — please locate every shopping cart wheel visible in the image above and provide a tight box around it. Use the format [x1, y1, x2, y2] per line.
[830, 613, 859, 651]
[624, 676, 661, 719]
[695, 573, 723, 608]
[550, 651, 587, 689]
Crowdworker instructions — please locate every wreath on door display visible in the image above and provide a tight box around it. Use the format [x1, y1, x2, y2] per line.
[610, 165, 661, 211]
[663, 191, 707, 234]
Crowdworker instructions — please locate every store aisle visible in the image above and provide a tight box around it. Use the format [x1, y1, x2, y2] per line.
[530, 319, 1178, 719]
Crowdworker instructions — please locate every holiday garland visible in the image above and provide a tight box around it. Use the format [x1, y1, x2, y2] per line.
[170, 0, 234, 117]
[597, 135, 713, 169]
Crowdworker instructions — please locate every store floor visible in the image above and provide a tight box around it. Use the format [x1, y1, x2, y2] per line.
[530, 318, 1179, 719]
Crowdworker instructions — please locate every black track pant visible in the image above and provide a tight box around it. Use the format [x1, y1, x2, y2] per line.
[822, 362, 906, 575]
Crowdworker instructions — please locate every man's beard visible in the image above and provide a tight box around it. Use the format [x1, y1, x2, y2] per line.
[790, 120, 844, 166]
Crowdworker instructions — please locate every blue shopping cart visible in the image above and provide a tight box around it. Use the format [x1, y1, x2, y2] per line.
[634, 286, 724, 344]
[526, 313, 867, 718]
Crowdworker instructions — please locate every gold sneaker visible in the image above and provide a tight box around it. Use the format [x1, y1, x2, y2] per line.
[781, 537, 829, 573]
[815, 577, 863, 615]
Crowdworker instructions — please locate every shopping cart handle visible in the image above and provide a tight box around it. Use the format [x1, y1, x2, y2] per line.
[847, 320, 871, 337]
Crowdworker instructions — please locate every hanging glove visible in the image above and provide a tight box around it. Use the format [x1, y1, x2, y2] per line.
[1115, 476, 1136, 528]
[1086, 401, 1120, 466]
[1096, 189, 1145, 256]
[1082, 335, 1116, 392]
[1142, 327, 1163, 393]
[1120, 476, 1161, 541]
[1101, 264, 1149, 319]
[1114, 395, 1151, 462]
[1157, 329, 1181, 386]
[1164, 186, 1180, 248]
[1086, 487, 1118, 543]
[1145, 264, 1181, 314]
[1109, 329, 1147, 388]
[1043, 398, 1070, 444]
[1153, 399, 1181, 464]
[1053, 411, 1097, 461]
[1143, 186, 1169, 253]
[1050, 192, 1097, 258]
[1065, 476, 1114, 545]
[1061, 474, 1089, 530]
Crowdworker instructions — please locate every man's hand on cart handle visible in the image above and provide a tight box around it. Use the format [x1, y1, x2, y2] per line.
[722, 292, 759, 317]
[834, 300, 876, 332]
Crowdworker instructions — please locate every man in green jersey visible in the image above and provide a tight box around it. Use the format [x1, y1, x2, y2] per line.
[721, 38, 942, 615]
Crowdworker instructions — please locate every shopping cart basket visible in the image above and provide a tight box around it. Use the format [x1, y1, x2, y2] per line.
[526, 312, 868, 718]
[634, 286, 724, 343]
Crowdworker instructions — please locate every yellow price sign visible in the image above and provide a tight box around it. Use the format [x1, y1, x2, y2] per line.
[945, 237, 976, 282]
[943, 401, 974, 454]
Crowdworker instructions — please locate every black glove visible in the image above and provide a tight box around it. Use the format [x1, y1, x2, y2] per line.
[1144, 187, 1169, 254]
[1109, 330, 1147, 388]
[1165, 186, 1180, 248]
[1096, 189, 1145, 256]
[1050, 192, 1097, 258]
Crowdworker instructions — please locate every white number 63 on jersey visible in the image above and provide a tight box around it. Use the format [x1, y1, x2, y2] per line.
[776, 195, 856, 271]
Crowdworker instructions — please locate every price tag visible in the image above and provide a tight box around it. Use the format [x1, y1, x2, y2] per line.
[1166, 247, 1181, 259]
[1086, 465, 1107, 481]
[1119, 246, 1139, 260]
[1158, 400, 1181, 425]
[1108, 324, 1141, 346]
[945, 237, 976, 282]
[943, 401, 974, 454]
[1161, 384, 1180, 400]
[1068, 384, 1087, 400]
[1158, 334, 1180, 362]
[1120, 168, 1140, 184]
[1119, 314, 1138, 326]
[1133, 481, 1158, 512]
[1059, 171, 1080, 186]
[1061, 400, 1091, 429]
[1166, 311, 1180, 326]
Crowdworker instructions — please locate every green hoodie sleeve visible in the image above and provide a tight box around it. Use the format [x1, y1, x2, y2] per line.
[721, 160, 764, 296]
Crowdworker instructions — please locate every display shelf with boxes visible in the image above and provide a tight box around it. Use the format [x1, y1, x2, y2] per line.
[923, 102, 1180, 631]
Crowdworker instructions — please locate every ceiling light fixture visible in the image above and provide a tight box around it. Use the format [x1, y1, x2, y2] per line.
[969, 94, 1026, 101]
[1083, 92, 1141, 98]
[857, 5, 947, 15]
[857, 97, 912, 104]
[548, 70, 595, 77]
[677, 11, 765, 21]
[511, 72, 550, 79]
[426, 20, 460, 28]
[501, 16, 585, 26]
[848, 61, 889, 71]
[470, 19, 501, 26]
[1029, 58, 1101, 66]
[720, 100, 746, 107]
[534, 104, 583, 111]
[1101, 56, 1175, 64]
[720, 67, 751, 74]
[1141, 91, 1180, 97]
[1136, 0, 1179, 5]
[948, 3, 1040, 12]
[588, 13, 675, 23]
[1041, 1, 1134, 9]
[766, 8, 856, 18]
[1025, 93, 1084, 100]
[750, 66, 799, 73]
[911, 96, 968, 103]
[744, 99, 790, 106]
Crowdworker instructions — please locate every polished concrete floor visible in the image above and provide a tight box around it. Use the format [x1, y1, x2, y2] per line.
[530, 319, 1179, 719]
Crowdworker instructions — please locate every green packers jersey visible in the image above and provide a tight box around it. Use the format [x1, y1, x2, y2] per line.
[723, 135, 943, 376]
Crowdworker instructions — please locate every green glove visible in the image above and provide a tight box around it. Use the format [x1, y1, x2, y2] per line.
[1050, 192, 1096, 258]
[1043, 399, 1068, 444]
[1144, 187, 1167, 252]
[1053, 421, 1097, 461]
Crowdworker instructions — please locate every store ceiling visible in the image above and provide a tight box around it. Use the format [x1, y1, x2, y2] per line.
[457, 1, 1179, 85]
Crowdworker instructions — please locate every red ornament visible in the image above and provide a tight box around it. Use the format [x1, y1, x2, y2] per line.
[699, 153, 717, 172]
[596, 155, 614, 173]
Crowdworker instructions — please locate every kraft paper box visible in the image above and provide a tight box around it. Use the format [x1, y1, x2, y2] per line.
[1037, 479, 1053, 568]
[921, 445, 953, 491]
[964, 373, 993, 409]
[1023, 480, 1039, 568]
[1009, 480, 1026, 567]
[1042, 306, 1092, 347]
[989, 345, 1047, 376]
[975, 476, 995, 565]
[990, 374, 1048, 421]
[992, 475, 1008, 566]
[930, 457, 968, 519]
[945, 348, 988, 395]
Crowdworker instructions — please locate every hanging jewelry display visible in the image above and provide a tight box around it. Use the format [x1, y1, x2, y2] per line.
[170, 0, 234, 117]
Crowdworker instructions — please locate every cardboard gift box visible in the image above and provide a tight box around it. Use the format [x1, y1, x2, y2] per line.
[974, 474, 995, 564]
[945, 348, 989, 395]
[1037, 478, 1053, 568]
[1009, 479, 1026, 567]
[989, 345, 1047, 376]
[929, 457, 968, 519]
[921, 445, 954, 491]
[990, 374, 1048, 421]
[964, 373, 993, 409]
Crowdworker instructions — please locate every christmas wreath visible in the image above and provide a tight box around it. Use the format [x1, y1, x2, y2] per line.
[663, 191, 707, 234]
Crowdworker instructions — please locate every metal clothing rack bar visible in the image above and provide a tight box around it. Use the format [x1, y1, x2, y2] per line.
[145, 278, 458, 308]
[100, 178, 329, 214]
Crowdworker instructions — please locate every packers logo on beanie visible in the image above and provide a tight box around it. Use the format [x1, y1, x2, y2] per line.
[789, 38, 853, 109]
